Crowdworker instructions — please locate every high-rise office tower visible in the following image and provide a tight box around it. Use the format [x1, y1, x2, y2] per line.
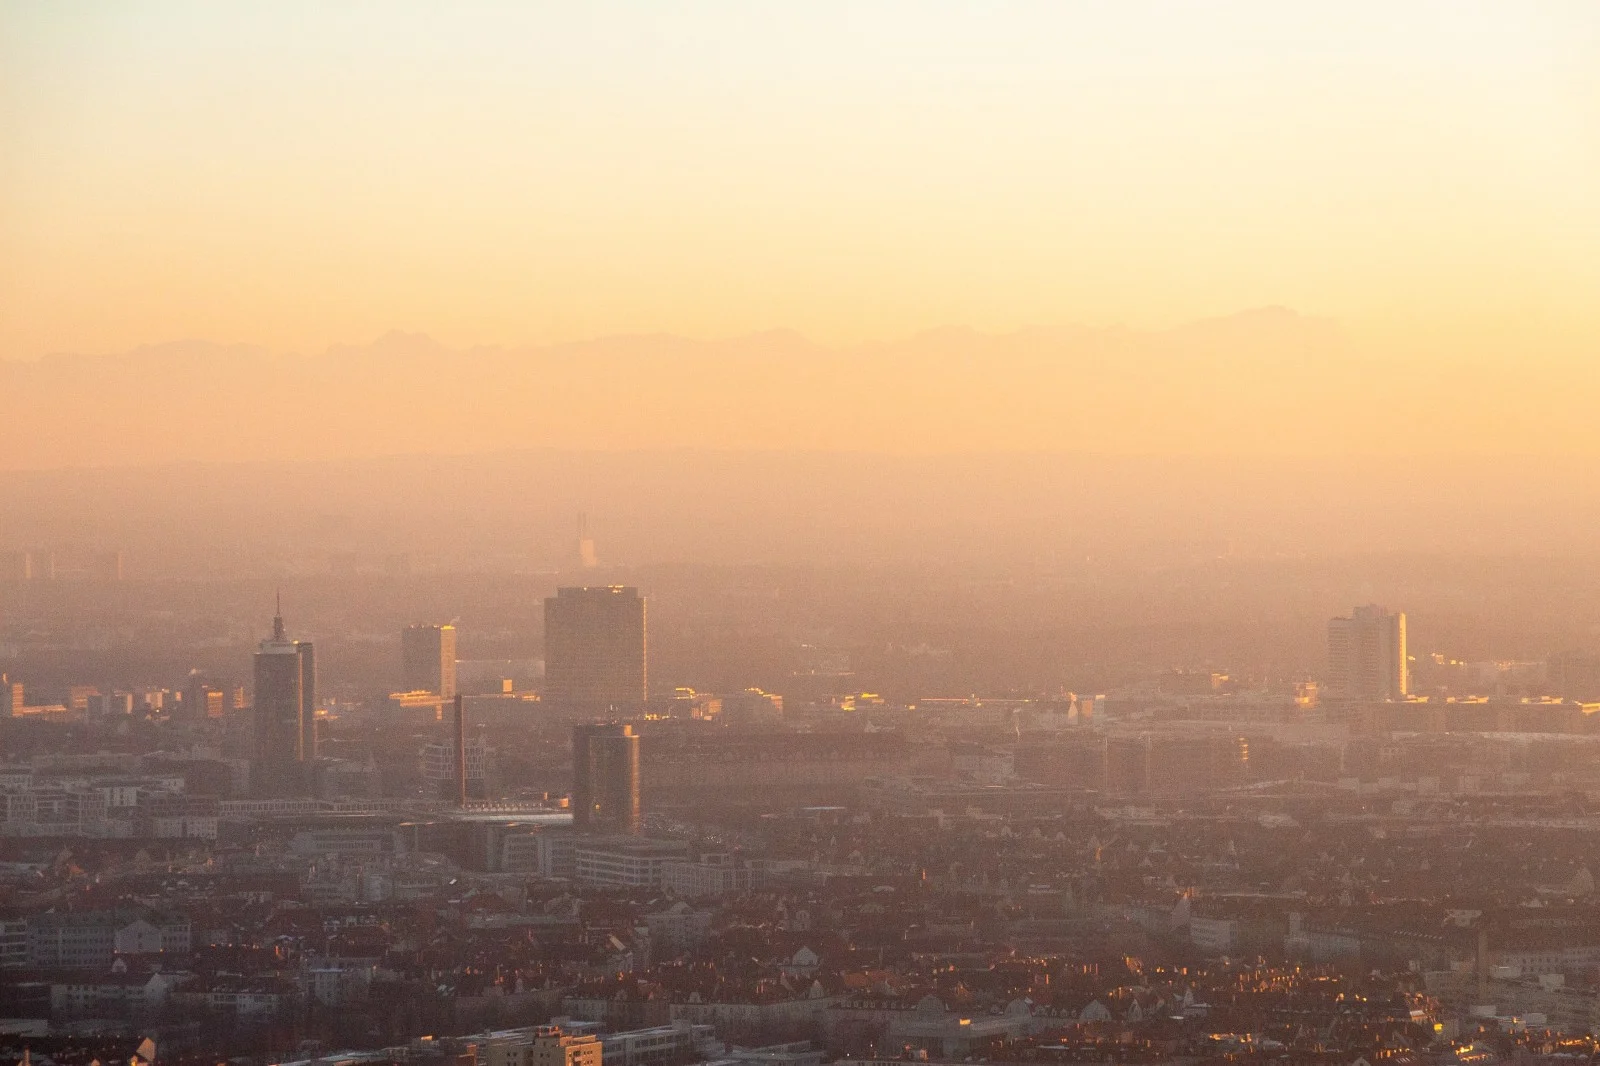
[1328, 604, 1408, 700]
[577, 513, 599, 570]
[253, 600, 316, 794]
[401, 623, 457, 699]
[572, 722, 640, 834]
[544, 586, 646, 710]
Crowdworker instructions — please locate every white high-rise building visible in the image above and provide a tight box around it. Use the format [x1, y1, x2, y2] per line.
[1328, 604, 1407, 700]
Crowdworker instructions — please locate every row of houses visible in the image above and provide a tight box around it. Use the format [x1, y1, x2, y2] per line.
[0, 907, 191, 968]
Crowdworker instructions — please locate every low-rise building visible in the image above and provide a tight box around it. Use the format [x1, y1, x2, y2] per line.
[479, 1026, 603, 1066]
[602, 1022, 715, 1066]
[661, 852, 764, 898]
[575, 838, 690, 889]
[27, 909, 191, 968]
[50, 965, 186, 1019]
[0, 916, 27, 967]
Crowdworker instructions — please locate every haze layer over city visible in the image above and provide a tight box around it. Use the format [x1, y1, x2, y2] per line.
[4, 5, 1600, 1066]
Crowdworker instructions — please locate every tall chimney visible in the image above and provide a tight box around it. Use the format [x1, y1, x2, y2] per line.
[454, 693, 468, 807]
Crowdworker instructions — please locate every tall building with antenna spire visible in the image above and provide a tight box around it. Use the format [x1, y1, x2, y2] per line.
[252, 594, 316, 796]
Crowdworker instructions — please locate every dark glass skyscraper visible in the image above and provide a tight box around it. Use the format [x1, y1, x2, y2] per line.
[253, 601, 316, 796]
[544, 586, 646, 711]
[572, 722, 640, 834]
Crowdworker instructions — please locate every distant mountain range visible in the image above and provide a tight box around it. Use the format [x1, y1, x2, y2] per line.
[0, 308, 1351, 468]
[3, 306, 1593, 471]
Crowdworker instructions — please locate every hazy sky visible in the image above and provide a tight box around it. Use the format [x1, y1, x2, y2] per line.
[2, 2, 1598, 360]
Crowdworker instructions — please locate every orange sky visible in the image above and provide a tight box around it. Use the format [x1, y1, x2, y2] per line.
[3, 3, 1598, 359]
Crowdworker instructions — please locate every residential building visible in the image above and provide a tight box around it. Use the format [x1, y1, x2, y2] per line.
[1328, 604, 1408, 700]
[643, 902, 713, 957]
[27, 909, 191, 968]
[0, 917, 27, 967]
[51, 965, 185, 1020]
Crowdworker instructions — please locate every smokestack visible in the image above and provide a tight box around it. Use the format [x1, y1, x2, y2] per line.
[454, 693, 468, 807]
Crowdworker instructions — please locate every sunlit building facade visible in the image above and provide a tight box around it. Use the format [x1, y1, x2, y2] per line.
[401, 623, 457, 699]
[1328, 604, 1407, 700]
[572, 721, 640, 834]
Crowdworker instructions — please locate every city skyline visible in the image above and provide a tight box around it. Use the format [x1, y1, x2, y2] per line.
[6, 7, 1600, 1062]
